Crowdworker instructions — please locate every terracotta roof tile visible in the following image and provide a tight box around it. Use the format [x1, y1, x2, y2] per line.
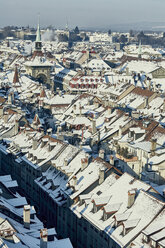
[132, 87, 154, 98]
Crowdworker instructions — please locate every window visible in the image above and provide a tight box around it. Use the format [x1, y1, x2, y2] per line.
[96, 191, 102, 196]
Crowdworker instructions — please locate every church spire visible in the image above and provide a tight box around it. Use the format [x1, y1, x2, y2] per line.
[34, 14, 42, 57]
[36, 14, 41, 42]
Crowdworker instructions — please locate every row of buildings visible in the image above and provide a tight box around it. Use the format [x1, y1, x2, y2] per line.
[0, 22, 165, 248]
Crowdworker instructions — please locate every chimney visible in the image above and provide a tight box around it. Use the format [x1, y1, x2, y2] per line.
[144, 97, 148, 108]
[56, 126, 61, 134]
[8, 93, 12, 105]
[32, 138, 38, 150]
[163, 99, 165, 112]
[4, 112, 8, 123]
[126, 67, 129, 76]
[40, 228, 48, 248]
[119, 125, 122, 138]
[73, 104, 76, 116]
[128, 129, 132, 138]
[127, 189, 136, 208]
[94, 101, 99, 108]
[110, 155, 114, 165]
[64, 158, 68, 166]
[98, 131, 100, 143]
[23, 205, 30, 229]
[99, 149, 104, 159]
[92, 119, 97, 134]
[0, 106, 3, 116]
[81, 157, 88, 171]
[79, 103, 82, 117]
[150, 138, 157, 156]
[73, 176, 77, 186]
[107, 107, 112, 115]
[14, 120, 19, 135]
[99, 168, 105, 184]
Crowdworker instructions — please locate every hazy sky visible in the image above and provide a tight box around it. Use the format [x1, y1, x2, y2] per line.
[0, 0, 165, 28]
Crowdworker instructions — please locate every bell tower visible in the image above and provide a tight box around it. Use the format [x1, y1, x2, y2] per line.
[33, 15, 43, 57]
[35, 21, 42, 51]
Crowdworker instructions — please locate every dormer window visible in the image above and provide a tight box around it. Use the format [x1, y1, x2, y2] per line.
[142, 233, 148, 243]
[92, 196, 111, 213]
[151, 239, 156, 248]
[122, 219, 140, 236]
[103, 203, 121, 221]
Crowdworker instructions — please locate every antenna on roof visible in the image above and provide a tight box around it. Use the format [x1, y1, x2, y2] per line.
[37, 12, 40, 27]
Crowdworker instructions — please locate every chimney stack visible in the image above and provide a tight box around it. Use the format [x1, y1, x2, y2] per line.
[92, 119, 97, 134]
[150, 138, 157, 156]
[40, 228, 48, 248]
[99, 168, 105, 184]
[0, 106, 3, 116]
[23, 205, 30, 229]
[163, 99, 165, 112]
[110, 155, 114, 166]
[107, 107, 112, 116]
[99, 149, 104, 159]
[79, 103, 82, 117]
[14, 119, 19, 135]
[8, 93, 13, 105]
[3, 112, 8, 123]
[73, 176, 77, 186]
[81, 157, 88, 171]
[32, 138, 38, 150]
[126, 67, 129, 76]
[127, 189, 136, 208]
[144, 97, 148, 108]
[118, 125, 122, 138]
[64, 158, 68, 166]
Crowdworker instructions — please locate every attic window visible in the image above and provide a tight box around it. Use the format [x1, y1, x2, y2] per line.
[151, 240, 156, 248]
[142, 234, 149, 243]
[96, 191, 102, 196]
[123, 219, 140, 236]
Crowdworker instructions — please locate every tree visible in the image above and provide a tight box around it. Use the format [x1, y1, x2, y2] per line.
[123, 147, 129, 158]
[74, 26, 79, 34]
[119, 34, 127, 43]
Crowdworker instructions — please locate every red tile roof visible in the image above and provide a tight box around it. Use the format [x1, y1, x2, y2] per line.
[132, 87, 154, 98]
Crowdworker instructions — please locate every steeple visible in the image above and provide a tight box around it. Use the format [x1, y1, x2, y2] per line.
[35, 14, 42, 52]
[36, 23, 41, 42]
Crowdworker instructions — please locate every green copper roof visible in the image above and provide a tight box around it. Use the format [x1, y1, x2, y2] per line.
[36, 24, 41, 42]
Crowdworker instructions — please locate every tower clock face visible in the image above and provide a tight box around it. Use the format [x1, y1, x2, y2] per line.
[36, 42, 42, 49]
